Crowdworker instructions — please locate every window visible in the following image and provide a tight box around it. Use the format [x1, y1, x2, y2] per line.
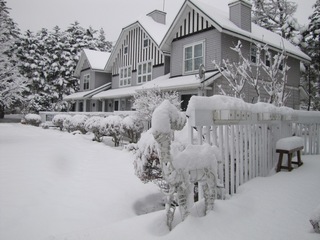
[137, 61, 152, 84]
[83, 74, 90, 90]
[124, 45, 128, 55]
[143, 38, 149, 48]
[119, 66, 132, 87]
[265, 51, 271, 67]
[250, 46, 257, 64]
[184, 41, 204, 73]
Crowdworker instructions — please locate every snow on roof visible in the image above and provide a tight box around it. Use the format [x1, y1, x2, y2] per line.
[189, 0, 310, 61]
[83, 49, 111, 70]
[138, 15, 169, 46]
[64, 82, 111, 101]
[161, 0, 310, 62]
[92, 85, 141, 99]
[136, 71, 220, 91]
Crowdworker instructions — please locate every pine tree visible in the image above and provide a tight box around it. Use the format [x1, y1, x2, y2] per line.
[0, 0, 26, 117]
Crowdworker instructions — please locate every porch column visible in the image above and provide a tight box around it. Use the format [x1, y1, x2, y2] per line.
[83, 99, 87, 112]
[75, 101, 80, 112]
[102, 100, 106, 112]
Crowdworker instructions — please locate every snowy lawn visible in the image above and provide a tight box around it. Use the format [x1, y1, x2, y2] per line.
[0, 123, 319, 240]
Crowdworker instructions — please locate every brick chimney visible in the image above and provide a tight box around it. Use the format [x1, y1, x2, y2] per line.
[147, 10, 167, 25]
[228, 0, 252, 32]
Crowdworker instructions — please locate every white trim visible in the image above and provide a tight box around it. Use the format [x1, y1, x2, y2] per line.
[183, 40, 205, 74]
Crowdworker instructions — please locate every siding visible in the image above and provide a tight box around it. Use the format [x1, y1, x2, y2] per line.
[111, 25, 164, 76]
[94, 72, 111, 88]
[170, 5, 214, 40]
[171, 28, 221, 77]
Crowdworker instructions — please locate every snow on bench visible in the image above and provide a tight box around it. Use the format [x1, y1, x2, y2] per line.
[310, 203, 320, 233]
[276, 136, 304, 172]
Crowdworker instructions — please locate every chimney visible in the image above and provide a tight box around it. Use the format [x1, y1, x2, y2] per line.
[228, 0, 252, 32]
[147, 10, 166, 25]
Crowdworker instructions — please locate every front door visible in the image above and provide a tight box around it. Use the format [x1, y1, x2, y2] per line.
[114, 100, 119, 111]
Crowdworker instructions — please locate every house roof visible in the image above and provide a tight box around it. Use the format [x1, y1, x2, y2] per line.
[64, 82, 112, 101]
[91, 71, 220, 100]
[161, 0, 310, 62]
[104, 14, 170, 72]
[92, 85, 141, 100]
[136, 71, 221, 91]
[73, 49, 111, 77]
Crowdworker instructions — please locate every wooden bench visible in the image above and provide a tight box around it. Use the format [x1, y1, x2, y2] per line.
[276, 136, 304, 172]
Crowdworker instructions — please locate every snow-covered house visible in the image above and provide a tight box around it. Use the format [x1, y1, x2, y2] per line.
[64, 49, 111, 112]
[91, 10, 170, 112]
[65, 0, 310, 113]
[149, 0, 310, 109]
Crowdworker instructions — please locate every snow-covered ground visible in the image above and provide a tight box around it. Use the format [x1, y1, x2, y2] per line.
[0, 123, 319, 240]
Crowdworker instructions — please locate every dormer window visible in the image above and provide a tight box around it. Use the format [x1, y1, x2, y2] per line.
[83, 74, 90, 90]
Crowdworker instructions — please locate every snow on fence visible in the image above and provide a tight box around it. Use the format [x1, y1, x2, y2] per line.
[186, 96, 320, 196]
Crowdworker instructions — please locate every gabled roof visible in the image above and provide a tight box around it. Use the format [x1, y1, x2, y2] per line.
[104, 14, 170, 72]
[74, 49, 111, 77]
[160, 0, 310, 62]
[64, 82, 112, 101]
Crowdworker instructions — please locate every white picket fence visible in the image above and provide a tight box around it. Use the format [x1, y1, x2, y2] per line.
[187, 104, 320, 196]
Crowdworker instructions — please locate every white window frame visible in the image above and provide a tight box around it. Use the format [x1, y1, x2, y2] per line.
[137, 61, 152, 84]
[119, 66, 132, 87]
[83, 74, 90, 90]
[183, 40, 205, 74]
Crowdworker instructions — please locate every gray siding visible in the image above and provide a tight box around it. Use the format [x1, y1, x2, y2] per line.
[153, 65, 166, 79]
[94, 72, 111, 88]
[171, 28, 221, 77]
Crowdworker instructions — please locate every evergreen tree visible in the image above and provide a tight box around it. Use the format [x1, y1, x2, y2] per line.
[0, 0, 26, 117]
[15, 21, 113, 112]
[252, 0, 301, 43]
[300, 0, 320, 110]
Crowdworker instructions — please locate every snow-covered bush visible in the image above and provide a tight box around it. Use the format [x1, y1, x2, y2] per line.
[23, 113, 42, 126]
[101, 115, 122, 147]
[84, 116, 104, 142]
[133, 130, 162, 184]
[121, 115, 144, 143]
[132, 88, 180, 128]
[63, 114, 88, 134]
[52, 114, 71, 131]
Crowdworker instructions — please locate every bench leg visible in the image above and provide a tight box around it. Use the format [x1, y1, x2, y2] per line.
[292, 150, 303, 167]
[288, 153, 293, 171]
[277, 153, 284, 172]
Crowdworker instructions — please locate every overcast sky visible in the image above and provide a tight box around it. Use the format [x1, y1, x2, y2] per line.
[7, 0, 315, 42]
